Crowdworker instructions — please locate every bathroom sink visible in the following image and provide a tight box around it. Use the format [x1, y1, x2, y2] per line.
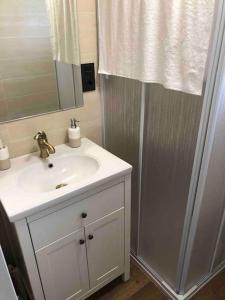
[0, 139, 132, 221]
[17, 154, 99, 193]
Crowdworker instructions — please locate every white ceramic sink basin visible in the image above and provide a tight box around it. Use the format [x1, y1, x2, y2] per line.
[0, 139, 132, 221]
[17, 154, 99, 193]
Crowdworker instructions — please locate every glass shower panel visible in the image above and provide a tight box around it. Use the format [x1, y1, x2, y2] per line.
[102, 76, 142, 253]
[139, 83, 203, 289]
[184, 80, 225, 291]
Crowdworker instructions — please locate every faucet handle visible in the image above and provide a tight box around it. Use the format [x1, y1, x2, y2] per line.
[34, 131, 47, 141]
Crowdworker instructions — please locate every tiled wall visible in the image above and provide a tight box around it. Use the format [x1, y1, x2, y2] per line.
[0, 0, 102, 158]
[0, 0, 59, 121]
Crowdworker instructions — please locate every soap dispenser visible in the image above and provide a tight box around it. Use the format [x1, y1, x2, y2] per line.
[68, 118, 81, 148]
[0, 139, 10, 171]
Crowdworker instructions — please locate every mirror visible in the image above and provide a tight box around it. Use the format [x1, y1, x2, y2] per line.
[0, 0, 83, 123]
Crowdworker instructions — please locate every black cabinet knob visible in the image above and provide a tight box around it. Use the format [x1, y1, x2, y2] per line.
[88, 234, 94, 240]
[81, 212, 87, 219]
[79, 239, 85, 245]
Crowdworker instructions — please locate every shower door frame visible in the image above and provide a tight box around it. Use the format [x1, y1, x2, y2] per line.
[99, 0, 225, 297]
[176, 0, 225, 294]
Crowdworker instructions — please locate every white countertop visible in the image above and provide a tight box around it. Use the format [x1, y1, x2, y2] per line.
[0, 138, 132, 222]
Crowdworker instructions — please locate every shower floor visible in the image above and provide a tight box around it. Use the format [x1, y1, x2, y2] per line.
[87, 259, 225, 300]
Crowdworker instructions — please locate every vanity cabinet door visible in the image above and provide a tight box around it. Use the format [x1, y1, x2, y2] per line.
[85, 208, 124, 289]
[36, 228, 89, 300]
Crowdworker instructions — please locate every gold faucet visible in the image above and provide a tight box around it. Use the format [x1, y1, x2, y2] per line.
[34, 131, 55, 159]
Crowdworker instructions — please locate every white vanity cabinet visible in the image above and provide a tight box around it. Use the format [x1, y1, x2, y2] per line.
[13, 176, 131, 300]
[0, 139, 132, 300]
[34, 208, 124, 300]
[35, 228, 89, 300]
[85, 208, 124, 289]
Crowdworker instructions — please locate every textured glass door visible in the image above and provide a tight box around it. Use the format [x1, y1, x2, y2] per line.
[139, 84, 203, 289]
[183, 45, 225, 292]
[102, 75, 142, 253]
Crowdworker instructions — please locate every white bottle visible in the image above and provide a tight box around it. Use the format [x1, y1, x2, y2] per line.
[0, 139, 11, 171]
[68, 118, 81, 148]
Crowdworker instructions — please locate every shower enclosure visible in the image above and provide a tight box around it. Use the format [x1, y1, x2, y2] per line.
[100, 1, 225, 298]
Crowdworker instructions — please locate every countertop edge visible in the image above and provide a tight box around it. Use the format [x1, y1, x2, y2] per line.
[7, 167, 132, 223]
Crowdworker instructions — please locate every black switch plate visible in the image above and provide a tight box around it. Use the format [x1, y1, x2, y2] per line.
[81, 63, 96, 92]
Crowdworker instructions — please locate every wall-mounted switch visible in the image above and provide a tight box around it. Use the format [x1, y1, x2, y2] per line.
[81, 63, 96, 92]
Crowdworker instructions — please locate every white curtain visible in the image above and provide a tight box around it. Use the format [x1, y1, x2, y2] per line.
[98, 0, 215, 95]
[46, 0, 80, 65]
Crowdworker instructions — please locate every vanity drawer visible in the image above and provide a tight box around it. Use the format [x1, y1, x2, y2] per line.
[29, 183, 124, 250]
